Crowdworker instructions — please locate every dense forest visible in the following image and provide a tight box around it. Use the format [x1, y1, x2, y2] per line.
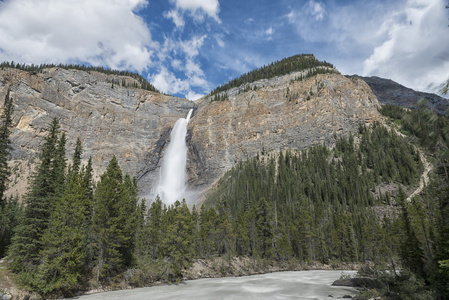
[210, 54, 337, 100]
[0, 61, 159, 93]
[0, 86, 448, 298]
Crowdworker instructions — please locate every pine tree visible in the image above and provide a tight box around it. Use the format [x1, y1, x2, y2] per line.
[91, 156, 126, 282]
[38, 172, 88, 295]
[8, 118, 64, 272]
[0, 92, 14, 257]
[67, 138, 82, 182]
[0, 195, 22, 258]
[119, 174, 139, 266]
[162, 200, 193, 281]
[0, 91, 13, 207]
[147, 196, 164, 260]
[255, 198, 274, 259]
[397, 187, 425, 276]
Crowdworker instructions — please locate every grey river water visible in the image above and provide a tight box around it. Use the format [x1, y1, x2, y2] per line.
[70, 270, 359, 300]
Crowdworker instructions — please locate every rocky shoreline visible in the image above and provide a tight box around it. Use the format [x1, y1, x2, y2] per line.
[0, 256, 365, 299]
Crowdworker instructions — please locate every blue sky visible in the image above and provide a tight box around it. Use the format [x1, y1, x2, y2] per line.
[0, 0, 448, 99]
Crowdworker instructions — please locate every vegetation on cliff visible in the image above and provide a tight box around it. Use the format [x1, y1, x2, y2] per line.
[204, 123, 422, 263]
[0, 91, 448, 298]
[0, 91, 18, 258]
[203, 107, 449, 298]
[0, 61, 159, 93]
[210, 54, 337, 100]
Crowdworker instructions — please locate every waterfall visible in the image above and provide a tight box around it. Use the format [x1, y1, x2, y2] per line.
[156, 109, 193, 204]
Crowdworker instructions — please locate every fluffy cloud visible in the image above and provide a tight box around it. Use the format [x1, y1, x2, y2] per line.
[150, 34, 210, 98]
[363, 0, 449, 92]
[149, 64, 206, 100]
[0, 0, 154, 72]
[305, 0, 325, 21]
[285, 0, 448, 93]
[164, 9, 185, 29]
[150, 67, 189, 95]
[170, 0, 220, 23]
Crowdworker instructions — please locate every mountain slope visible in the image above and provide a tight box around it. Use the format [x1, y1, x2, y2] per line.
[0, 67, 194, 197]
[358, 76, 449, 115]
[1, 63, 381, 203]
[184, 71, 380, 201]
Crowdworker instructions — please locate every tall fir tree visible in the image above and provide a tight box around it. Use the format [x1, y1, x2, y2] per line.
[38, 172, 88, 295]
[0, 90, 13, 207]
[162, 200, 193, 281]
[0, 91, 14, 257]
[8, 118, 65, 273]
[91, 156, 138, 282]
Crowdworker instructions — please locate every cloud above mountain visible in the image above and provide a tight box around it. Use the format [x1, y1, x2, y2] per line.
[0, 0, 447, 98]
[0, 0, 154, 73]
[363, 0, 449, 92]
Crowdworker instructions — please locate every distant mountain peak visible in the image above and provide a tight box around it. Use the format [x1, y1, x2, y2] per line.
[356, 75, 449, 115]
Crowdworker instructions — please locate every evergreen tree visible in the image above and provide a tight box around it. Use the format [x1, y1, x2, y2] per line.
[38, 172, 88, 295]
[147, 196, 164, 260]
[162, 200, 193, 281]
[255, 198, 274, 259]
[92, 156, 127, 282]
[0, 195, 22, 258]
[67, 138, 82, 181]
[0, 92, 14, 256]
[397, 188, 425, 276]
[119, 174, 139, 266]
[0, 91, 13, 207]
[8, 118, 64, 272]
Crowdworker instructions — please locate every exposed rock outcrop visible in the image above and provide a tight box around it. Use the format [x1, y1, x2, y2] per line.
[1, 67, 381, 204]
[357, 76, 449, 115]
[0, 67, 195, 198]
[186, 72, 381, 201]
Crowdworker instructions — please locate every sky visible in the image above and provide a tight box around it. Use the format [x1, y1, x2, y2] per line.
[0, 0, 448, 100]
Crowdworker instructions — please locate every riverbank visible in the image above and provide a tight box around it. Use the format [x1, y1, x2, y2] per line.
[184, 256, 362, 281]
[0, 256, 363, 299]
[72, 270, 360, 300]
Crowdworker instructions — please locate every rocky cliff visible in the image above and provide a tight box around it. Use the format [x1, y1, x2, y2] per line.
[358, 76, 449, 115]
[183, 72, 381, 201]
[1, 67, 381, 203]
[0, 67, 195, 198]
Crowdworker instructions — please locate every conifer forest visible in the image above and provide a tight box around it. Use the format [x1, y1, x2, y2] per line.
[0, 89, 448, 299]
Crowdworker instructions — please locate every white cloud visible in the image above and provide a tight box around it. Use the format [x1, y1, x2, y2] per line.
[150, 67, 189, 94]
[265, 27, 274, 36]
[150, 35, 210, 97]
[215, 34, 225, 47]
[0, 0, 154, 72]
[305, 0, 325, 21]
[245, 18, 255, 24]
[164, 9, 185, 28]
[186, 91, 204, 100]
[180, 35, 207, 58]
[170, 0, 220, 23]
[363, 0, 449, 92]
[171, 59, 183, 69]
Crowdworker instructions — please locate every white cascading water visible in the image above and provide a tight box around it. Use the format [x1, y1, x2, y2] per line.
[156, 109, 193, 205]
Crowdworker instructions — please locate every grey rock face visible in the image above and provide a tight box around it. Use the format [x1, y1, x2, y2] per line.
[0, 68, 195, 198]
[186, 73, 381, 202]
[2, 68, 381, 205]
[357, 76, 449, 115]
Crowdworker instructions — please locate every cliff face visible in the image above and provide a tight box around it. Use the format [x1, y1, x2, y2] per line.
[358, 76, 449, 115]
[186, 72, 381, 199]
[1, 67, 381, 203]
[0, 68, 195, 197]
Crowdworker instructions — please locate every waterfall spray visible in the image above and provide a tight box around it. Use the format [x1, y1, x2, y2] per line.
[157, 109, 193, 204]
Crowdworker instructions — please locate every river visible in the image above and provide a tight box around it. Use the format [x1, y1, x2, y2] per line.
[70, 270, 359, 300]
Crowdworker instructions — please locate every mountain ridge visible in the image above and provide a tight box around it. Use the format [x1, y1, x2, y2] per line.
[356, 75, 448, 115]
[2, 58, 444, 204]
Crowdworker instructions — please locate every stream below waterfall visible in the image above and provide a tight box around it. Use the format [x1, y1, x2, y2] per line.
[69, 270, 359, 300]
